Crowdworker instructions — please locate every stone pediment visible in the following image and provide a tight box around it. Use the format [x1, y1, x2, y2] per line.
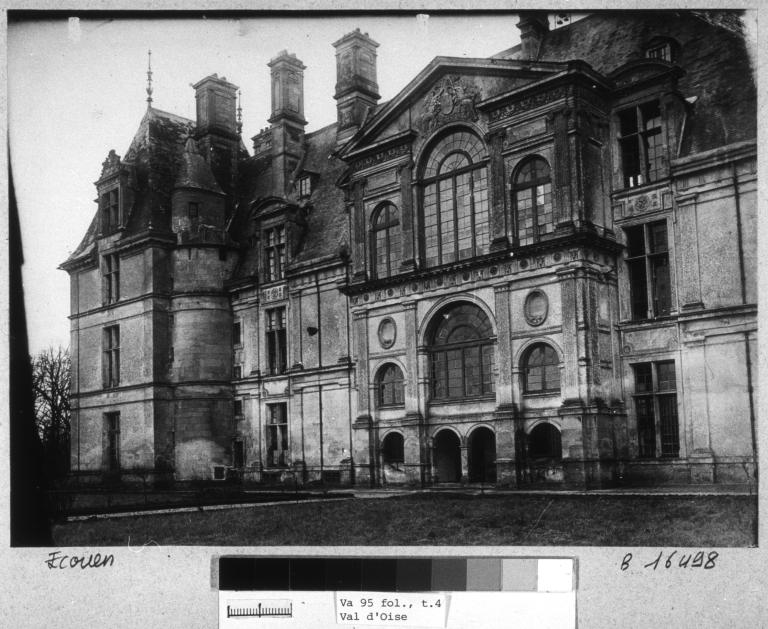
[339, 58, 562, 160]
[609, 59, 678, 90]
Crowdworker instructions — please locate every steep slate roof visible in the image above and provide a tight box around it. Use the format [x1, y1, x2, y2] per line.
[62, 107, 194, 266]
[175, 136, 223, 193]
[494, 11, 755, 155]
[124, 107, 195, 233]
[292, 123, 348, 264]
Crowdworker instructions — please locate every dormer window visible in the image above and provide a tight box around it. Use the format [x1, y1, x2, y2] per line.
[264, 225, 286, 282]
[646, 43, 672, 62]
[617, 101, 664, 189]
[644, 37, 678, 64]
[298, 175, 312, 198]
[101, 188, 120, 233]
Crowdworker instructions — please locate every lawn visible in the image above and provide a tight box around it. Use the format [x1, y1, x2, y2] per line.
[52, 493, 757, 547]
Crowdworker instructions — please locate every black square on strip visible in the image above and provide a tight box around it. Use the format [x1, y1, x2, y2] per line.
[396, 559, 432, 592]
[362, 559, 398, 591]
[219, 557, 290, 590]
[290, 558, 327, 590]
[325, 558, 363, 591]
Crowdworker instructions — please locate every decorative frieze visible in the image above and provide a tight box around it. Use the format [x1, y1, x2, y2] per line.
[350, 142, 410, 173]
[262, 284, 287, 303]
[488, 86, 567, 124]
[614, 187, 672, 219]
[349, 248, 615, 306]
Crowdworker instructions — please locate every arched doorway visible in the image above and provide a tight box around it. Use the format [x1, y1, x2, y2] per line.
[381, 432, 406, 485]
[528, 423, 562, 460]
[526, 422, 564, 484]
[468, 426, 496, 483]
[433, 430, 461, 483]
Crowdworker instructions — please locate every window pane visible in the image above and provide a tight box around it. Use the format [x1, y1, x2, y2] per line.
[658, 394, 680, 457]
[619, 108, 638, 136]
[656, 361, 676, 391]
[651, 255, 671, 315]
[648, 221, 668, 253]
[432, 352, 446, 398]
[628, 259, 649, 319]
[481, 345, 495, 394]
[621, 137, 641, 187]
[527, 365, 543, 392]
[464, 346, 481, 396]
[635, 396, 656, 458]
[446, 349, 463, 397]
[625, 225, 646, 257]
[633, 363, 653, 392]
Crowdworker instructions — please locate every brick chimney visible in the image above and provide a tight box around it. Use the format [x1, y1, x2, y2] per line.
[333, 29, 380, 146]
[517, 12, 550, 61]
[268, 51, 307, 197]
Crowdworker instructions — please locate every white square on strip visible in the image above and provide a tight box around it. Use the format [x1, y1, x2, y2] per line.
[537, 559, 573, 593]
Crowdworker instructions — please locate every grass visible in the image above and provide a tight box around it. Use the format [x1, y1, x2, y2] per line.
[51, 493, 757, 547]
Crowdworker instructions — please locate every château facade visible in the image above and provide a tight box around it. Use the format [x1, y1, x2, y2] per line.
[61, 11, 757, 489]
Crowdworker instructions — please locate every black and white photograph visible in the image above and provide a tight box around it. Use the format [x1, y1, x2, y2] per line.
[4, 6, 764, 627]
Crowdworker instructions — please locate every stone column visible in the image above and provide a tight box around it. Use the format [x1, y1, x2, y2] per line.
[399, 160, 417, 272]
[351, 178, 368, 281]
[681, 338, 714, 482]
[488, 130, 509, 251]
[289, 288, 303, 369]
[460, 445, 469, 484]
[402, 301, 419, 410]
[351, 308, 374, 485]
[493, 284, 513, 405]
[557, 266, 581, 401]
[552, 109, 573, 228]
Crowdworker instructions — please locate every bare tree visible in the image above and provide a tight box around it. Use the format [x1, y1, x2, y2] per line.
[31, 346, 71, 481]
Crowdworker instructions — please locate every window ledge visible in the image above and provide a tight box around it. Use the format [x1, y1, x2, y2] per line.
[429, 395, 496, 405]
[523, 390, 561, 398]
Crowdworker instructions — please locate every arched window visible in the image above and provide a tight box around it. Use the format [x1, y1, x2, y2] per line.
[428, 302, 495, 400]
[421, 131, 490, 267]
[371, 202, 400, 278]
[513, 157, 553, 245]
[376, 363, 405, 407]
[522, 343, 561, 394]
[528, 423, 562, 459]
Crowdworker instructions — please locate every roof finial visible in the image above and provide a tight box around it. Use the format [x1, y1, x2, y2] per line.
[146, 49, 153, 108]
[236, 90, 243, 134]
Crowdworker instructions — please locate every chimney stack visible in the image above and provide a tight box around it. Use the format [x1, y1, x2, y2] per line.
[333, 29, 380, 146]
[517, 12, 550, 61]
[268, 51, 307, 197]
[192, 74, 240, 205]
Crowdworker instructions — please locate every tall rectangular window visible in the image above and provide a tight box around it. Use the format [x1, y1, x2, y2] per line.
[625, 221, 671, 320]
[266, 403, 288, 467]
[299, 176, 312, 198]
[266, 308, 287, 375]
[233, 320, 242, 346]
[103, 253, 120, 304]
[101, 189, 120, 232]
[264, 226, 286, 282]
[103, 325, 120, 388]
[633, 360, 679, 458]
[617, 101, 663, 188]
[103, 412, 120, 471]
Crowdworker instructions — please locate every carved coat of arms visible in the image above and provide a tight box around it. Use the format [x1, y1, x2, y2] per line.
[419, 75, 480, 134]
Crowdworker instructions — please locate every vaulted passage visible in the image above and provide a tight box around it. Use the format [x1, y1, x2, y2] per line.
[468, 426, 496, 483]
[433, 430, 461, 483]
